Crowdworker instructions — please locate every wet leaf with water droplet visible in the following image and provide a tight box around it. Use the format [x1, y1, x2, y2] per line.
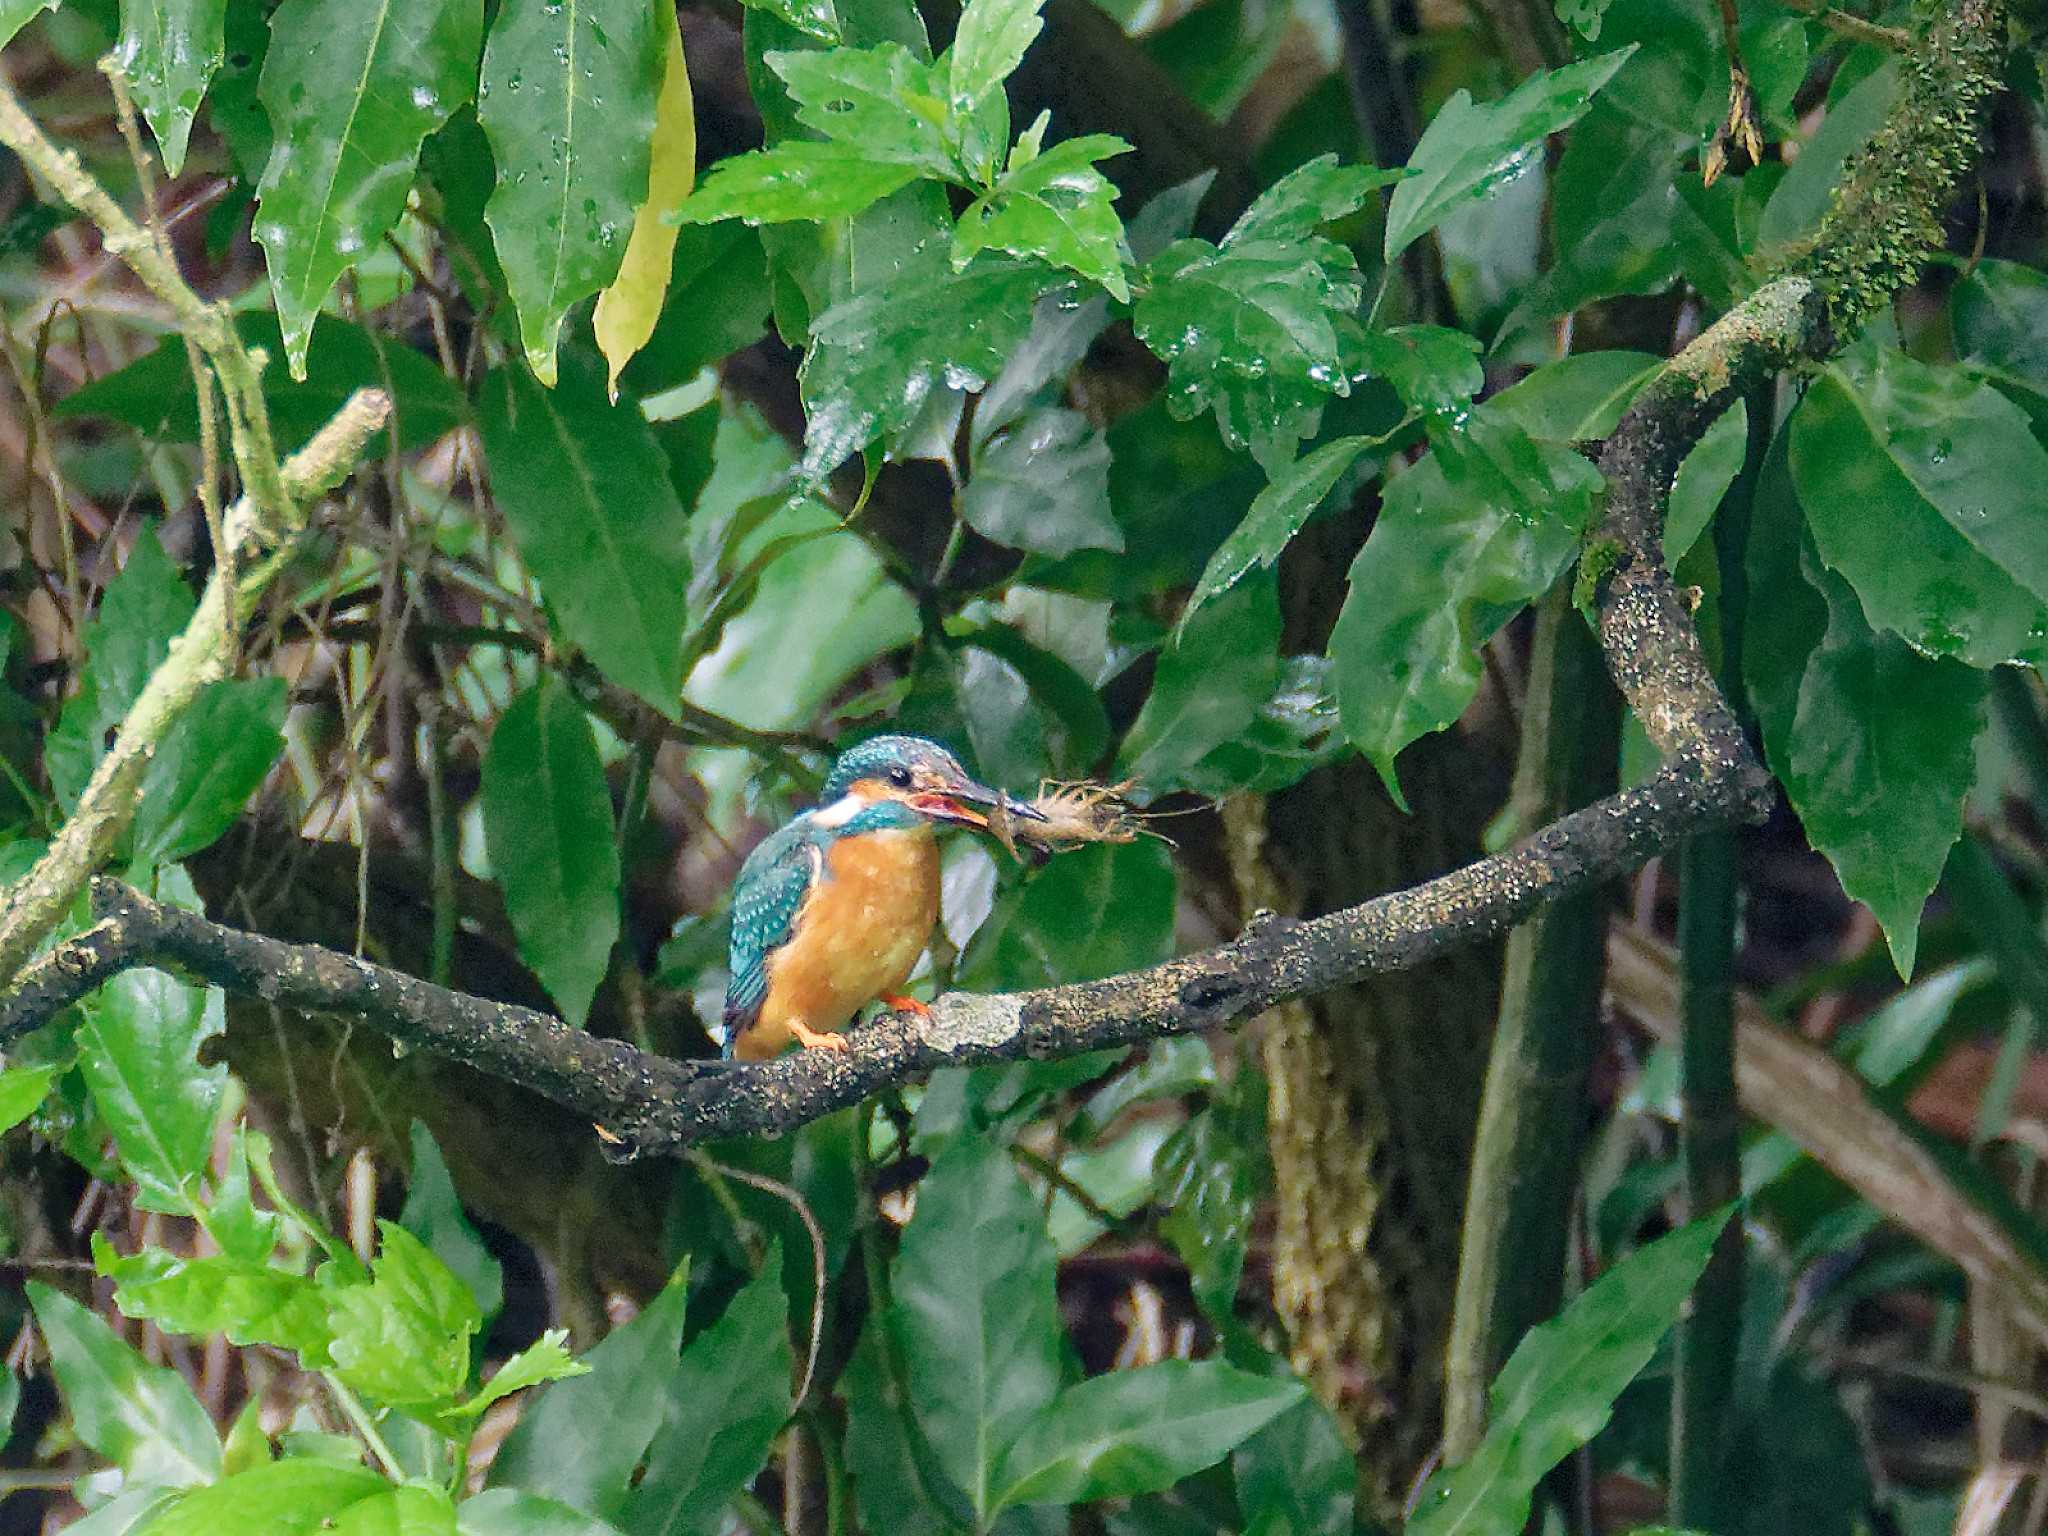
[481, 0, 664, 384]
[254, 0, 481, 378]
[1181, 433, 1384, 634]
[946, 0, 1046, 114]
[1790, 350, 2048, 668]
[952, 133, 1134, 299]
[1330, 409, 1602, 807]
[1133, 234, 1362, 472]
[670, 142, 924, 227]
[765, 42, 953, 172]
[1385, 46, 1636, 262]
[1130, 156, 1389, 471]
[115, 0, 228, 177]
[1747, 431, 1984, 981]
[797, 257, 1069, 481]
[1354, 325, 1482, 417]
[735, 0, 841, 44]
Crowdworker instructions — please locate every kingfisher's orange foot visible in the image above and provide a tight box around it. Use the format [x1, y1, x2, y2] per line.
[881, 992, 932, 1017]
[789, 1020, 851, 1052]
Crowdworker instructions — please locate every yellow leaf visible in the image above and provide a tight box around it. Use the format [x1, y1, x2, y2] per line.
[592, 11, 696, 400]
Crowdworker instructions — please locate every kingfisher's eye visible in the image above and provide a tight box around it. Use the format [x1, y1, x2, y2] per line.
[886, 765, 914, 788]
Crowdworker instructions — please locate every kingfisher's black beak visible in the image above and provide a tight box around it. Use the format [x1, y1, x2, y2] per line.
[912, 778, 1048, 830]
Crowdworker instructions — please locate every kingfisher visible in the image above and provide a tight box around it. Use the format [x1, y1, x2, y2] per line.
[718, 735, 1046, 1062]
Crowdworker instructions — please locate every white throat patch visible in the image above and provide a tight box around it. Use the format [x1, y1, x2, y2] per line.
[811, 792, 867, 829]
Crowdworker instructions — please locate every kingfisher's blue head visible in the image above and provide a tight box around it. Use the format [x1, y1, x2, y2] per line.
[816, 735, 1046, 833]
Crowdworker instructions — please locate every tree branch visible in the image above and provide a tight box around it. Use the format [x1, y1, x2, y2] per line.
[0, 0, 2008, 1160]
[0, 64, 397, 984]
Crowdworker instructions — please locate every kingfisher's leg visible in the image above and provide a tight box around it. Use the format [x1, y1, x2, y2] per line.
[881, 992, 931, 1017]
[788, 1017, 851, 1052]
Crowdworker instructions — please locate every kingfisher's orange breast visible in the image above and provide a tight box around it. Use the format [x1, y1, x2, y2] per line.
[738, 826, 940, 1060]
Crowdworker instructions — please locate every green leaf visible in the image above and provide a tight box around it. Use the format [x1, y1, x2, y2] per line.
[479, 0, 665, 384]
[1133, 234, 1362, 473]
[623, 1252, 792, 1536]
[325, 1220, 482, 1411]
[1758, 63, 1896, 251]
[77, 969, 225, 1215]
[954, 135, 1133, 299]
[1746, 454, 1983, 979]
[735, 0, 840, 44]
[457, 1329, 587, 1419]
[490, 1260, 690, 1520]
[1664, 398, 1746, 561]
[1386, 47, 1636, 261]
[55, 313, 467, 455]
[0, 1063, 57, 1137]
[1482, 348, 1660, 442]
[1181, 437, 1375, 632]
[0, 0, 58, 49]
[209, 0, 273, 179]
[991, 1360, 1304, 1510]
[399, 1120, 502, 1322]
[457, 1491, 627, 1536]
[894, 1139, 1063, 1520]
[28, 1280, 219, 1488]
[1120, 571, 1280, 790]
[765, 43, 952, 172]
[132, 678, 286, 864]
[797, 258, 1067, 480]
[1233, 1396, 1355, 1536]
[1952, 257, 2048, 408]
[204, 1125, 285, 1264]
[1156, 1070, 1265, 1326]
[47, 526, 195, 812]
[960, 407, 1120, 556]
[841, 1327, 971, 1536]
[944, 628, 1111, 786]
[481, 677, 620, 1028]
[132, 1461, 390, 1535]
[331, 1485, 459, 1535]
[963, 839, 1176, 992]
[946, 0, 1044, 113]
[115, 0, 228, 176]
[672, 143, 922, 228]
[1122, 161, 1393, 470]
[1789, 353, 2048, 668]
[1409, 1210, 1730, 1536]
[1556, 0, 1615, 40]
[620, 224, 775, 395]
[1331, 412, 1603, 807]
[1232, 155, 1403, 243]
[254, 0, 481, 378]
[97, 1233, 335, 1359]
[479, 353, 690, 712]
[680, 490, 918, 732]
[1355, 326, 1482, 417]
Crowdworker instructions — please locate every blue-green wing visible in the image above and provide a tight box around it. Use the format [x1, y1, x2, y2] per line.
[721, 819, 822, 1057]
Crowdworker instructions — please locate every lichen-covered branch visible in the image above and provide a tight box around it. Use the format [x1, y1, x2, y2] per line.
[0, 764, 1808, 1152]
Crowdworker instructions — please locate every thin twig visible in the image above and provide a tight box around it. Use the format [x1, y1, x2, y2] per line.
[101, 57, 235, 670]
